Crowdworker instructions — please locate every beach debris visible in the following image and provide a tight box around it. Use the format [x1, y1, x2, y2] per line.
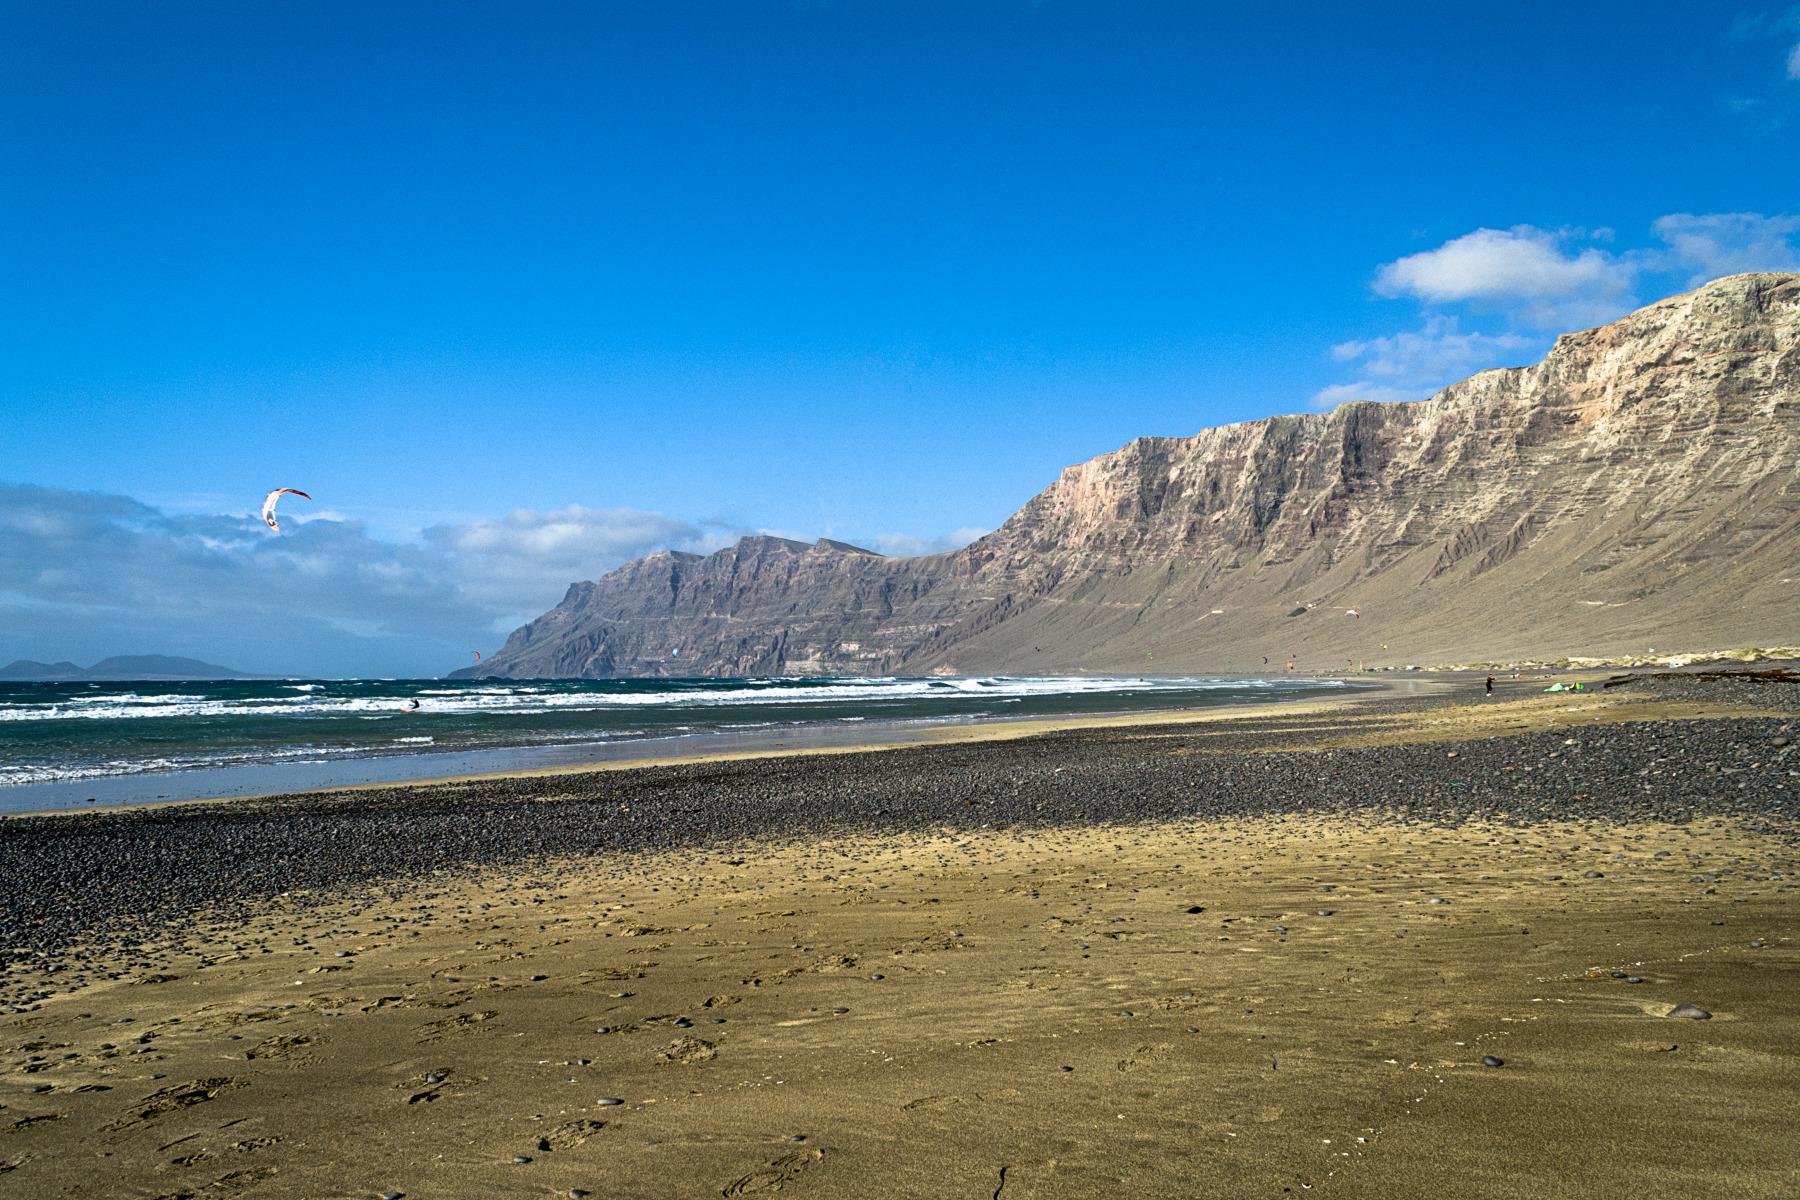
[1480, 1055, 1504, 1067]
[260, 488, 311, 532]
[1344, 608, 1360, 618]
[1665, 1003, 1712, 1020]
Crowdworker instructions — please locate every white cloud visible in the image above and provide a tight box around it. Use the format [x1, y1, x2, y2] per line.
[423, 505, 732, 622]
[865, 527, 989, 557]
[0, 485, 733, 676]
[1320, 211, 1800, 411]
[1373, 226, 1637, 328]
[1312, 318, 1539, 411]
[1651, 211, 1800, 283]
[1331, 317, 1536, 382]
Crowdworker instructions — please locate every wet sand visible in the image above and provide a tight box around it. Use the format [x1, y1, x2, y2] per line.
[1, 680, 1795, 1198]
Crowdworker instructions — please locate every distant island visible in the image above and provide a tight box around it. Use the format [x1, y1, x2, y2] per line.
[0, 655, 265, 681]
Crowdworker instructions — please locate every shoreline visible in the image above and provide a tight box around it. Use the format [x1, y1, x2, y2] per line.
[1, 675, 1418, 818]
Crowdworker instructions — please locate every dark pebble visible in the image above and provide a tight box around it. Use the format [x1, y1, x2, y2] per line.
[1481, 1055, 1504, 1067]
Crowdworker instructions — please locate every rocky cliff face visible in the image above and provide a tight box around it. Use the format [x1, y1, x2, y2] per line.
[460, 273, 1800, 678]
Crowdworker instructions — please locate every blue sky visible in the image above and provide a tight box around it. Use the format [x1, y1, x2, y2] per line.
[4, 2, 1799, 675]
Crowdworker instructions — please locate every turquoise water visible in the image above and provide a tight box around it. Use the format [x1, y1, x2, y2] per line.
[0, 675, 1358, 811]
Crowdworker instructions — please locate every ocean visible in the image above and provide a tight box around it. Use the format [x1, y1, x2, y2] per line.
[0, 674, 1359, 812]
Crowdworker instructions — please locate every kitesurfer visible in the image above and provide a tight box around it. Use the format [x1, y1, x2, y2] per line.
[261, 488, 311, 532]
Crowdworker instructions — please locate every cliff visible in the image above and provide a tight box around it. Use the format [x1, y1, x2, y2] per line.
[459, 273, 1800, 678]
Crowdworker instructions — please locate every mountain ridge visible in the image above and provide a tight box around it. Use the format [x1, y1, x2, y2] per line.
[459, 273, 1800, 679]
[0, 655, 264, 681]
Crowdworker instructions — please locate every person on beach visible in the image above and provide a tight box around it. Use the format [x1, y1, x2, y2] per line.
[1485, 674, 1495, 696]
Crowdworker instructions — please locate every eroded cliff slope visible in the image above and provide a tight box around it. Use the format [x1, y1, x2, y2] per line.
[462, 273, 1800, 677]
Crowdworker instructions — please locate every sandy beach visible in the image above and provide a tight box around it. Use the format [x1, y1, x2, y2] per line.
[1, 673, 1796, 1198]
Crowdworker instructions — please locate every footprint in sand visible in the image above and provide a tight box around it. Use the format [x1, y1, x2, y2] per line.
[244, 1034, 314, 1061]
[419, 1010, 499, 1042]
[657, 1037, 718, 1066]
[106, 1079, 236, 1131]
[537, 1118, 607, 1151]
[152, 1164, 276, 1197]
[723, 1148, 823, 1196]
[1116, 1043, 1176, 1072]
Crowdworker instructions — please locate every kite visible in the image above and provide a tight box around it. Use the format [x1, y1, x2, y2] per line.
[261, 488, 312, 532]
[1344, 608, 1360, 619]
[472, 650, 481, 663]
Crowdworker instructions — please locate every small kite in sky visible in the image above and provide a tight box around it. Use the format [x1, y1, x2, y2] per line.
[472, 650, 481, 663]
[261, 488, 312, 533]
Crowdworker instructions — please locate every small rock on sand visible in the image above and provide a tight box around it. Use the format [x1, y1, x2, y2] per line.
[1665, 1003, 1712, 1020]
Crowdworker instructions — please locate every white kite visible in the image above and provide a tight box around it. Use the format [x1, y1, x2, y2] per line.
[261, 488, 312, 532]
